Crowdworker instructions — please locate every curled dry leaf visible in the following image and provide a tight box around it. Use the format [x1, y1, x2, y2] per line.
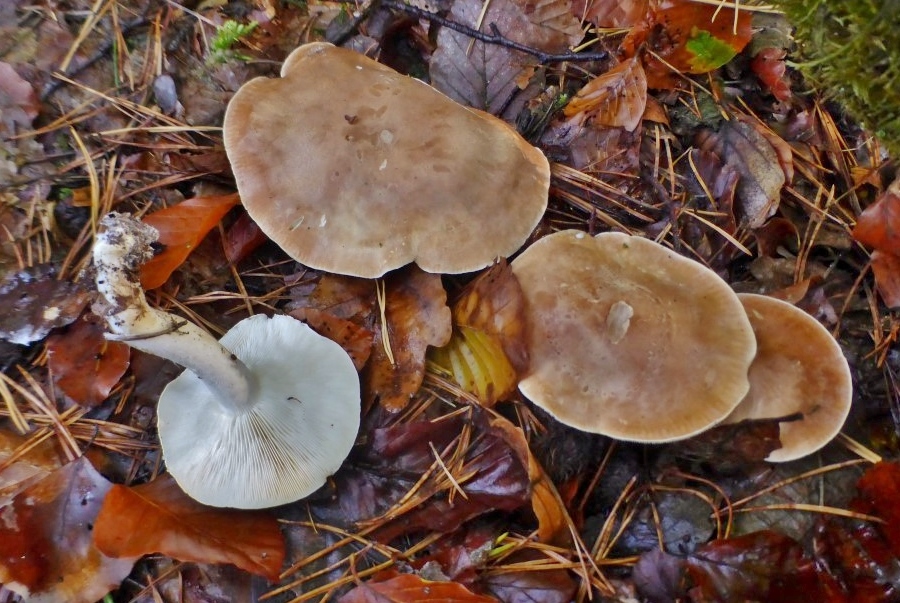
[364, 267, 452, 411]
[563, 56, 648, 133]
[0, 457, 137, 603]
[339, 573, 498, 603]
[46, 315, 130, 407]
[139, 193, 240, 290]
[93, 474, 285, 581]
[696, 119, 786, 228]
[431, 262, 528, 406]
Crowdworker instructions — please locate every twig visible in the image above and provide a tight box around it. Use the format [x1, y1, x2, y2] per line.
[380, 0, 608, 64]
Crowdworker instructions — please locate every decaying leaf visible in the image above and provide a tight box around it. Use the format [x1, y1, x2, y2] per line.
[574, 0, 648, 27]
[696, 118, 786, 228]
[563, 56, 648, 133]
[339, 573, 497, 603]
[481, 549, 578, 603]
[676, 417, 783, 474]
[0, 264, 89, 345]
[291, 307, 374, 370]
[813, 519, 899, 601]
[364, 267, 452, 411]
[0, 457, 138, 603]
[46, 315, 130, 407]
[622, 0, 752, 88]
[93, 474, 285, 581]
[0, 427, 63, 505]
[430, 0, 581, 114]
[139, 193, 240, 289]
[751, 47, 792, 102]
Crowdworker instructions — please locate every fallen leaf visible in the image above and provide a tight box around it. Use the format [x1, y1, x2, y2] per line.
[684, 530, 828, 602]
[222, 210, 268, 265]
[853, 177, 900, 255]
[0, 264, 90, 345]
[290, 307, 374, 370]
[0, 62, 39, 129]
[46, 314, 130, 407]
[430, 326, 519, 405]
[93, 474, 285, 581]
[0, 427, 63, 505]
[288, 273, 377, 322]
[140, 193, 241, 290]
[430, 0, 581, 114]
[339, 573, 497, 603]
[852, 462, 900, 555]
[0, 457, 137, 603]
[696, 118, 786, 228]
[813, 519, 898, 602]
[622, 0, 752, 89]
[870, 251, 900, 308]
[481, 549, 577, 603]
[676, 417, 783, 474]
[574, 0, 648, 27]
[751, 47, 792, 102]
[633, 548, 687, 603]
[364, 267, 452, 412]
[563, 56, 648, 133]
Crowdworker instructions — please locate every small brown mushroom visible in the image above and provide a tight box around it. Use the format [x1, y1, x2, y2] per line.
[722, 293, 852, 462]
[224, 42, 549, 278]
[512, 230, 757, 443]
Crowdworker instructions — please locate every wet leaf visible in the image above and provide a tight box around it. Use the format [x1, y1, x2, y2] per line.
[222, 211, 268, 265]
[852, 462, 900, 555]
[853, 178, 900, 255]
[684, 530, 828, 602]
[0, 427, 63, 505]
[575, 0, 647, 27]
[633, 548, 686, 603]
[696, 118, 786, 228]
[140, 193, 240, 290]
[480, 549, 577, 603]
[562, 56, 647, 133]
[0, 457, 137, 603]
[0, 264, 90, 345]
[751, 47, 792, 102]
[46, 315, 130, 407]
[813, 519, 899, 602]
[870, 251, 900, 308]
[364, 267, 451, 412]
[430, 0, 581, 114]
[93, 474, 285, 581]
[676, 417, 783, 474]
[339, 573, 497, 603]
[622, 0, 752, 88]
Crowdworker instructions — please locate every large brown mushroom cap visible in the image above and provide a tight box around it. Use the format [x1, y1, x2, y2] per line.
[512, 230, 757, 443]
[224, 42, 549, 278]
[723, 293, 853, 462]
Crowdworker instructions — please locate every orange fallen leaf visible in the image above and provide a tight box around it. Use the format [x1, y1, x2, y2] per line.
[339, 573, 498, 603]
[870, 250, 900, 308]
[290, 307, 374, 370]
[0, 457, 137, 603]
[46, 315, 130, 407]
[852, 177, 900, 255]
[563, 56, 648, 133]
[140, 193, 240, 289]
[364, 267, 451, 411]
[93, 474, 285, 581]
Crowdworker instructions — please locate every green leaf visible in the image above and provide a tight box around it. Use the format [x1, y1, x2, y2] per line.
[685, 28, 739, 72]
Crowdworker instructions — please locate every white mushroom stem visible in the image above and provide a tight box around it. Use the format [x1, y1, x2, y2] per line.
[92, 212, 256, 414]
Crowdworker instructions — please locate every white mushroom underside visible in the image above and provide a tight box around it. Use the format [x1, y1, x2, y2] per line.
[157, 314, 360, 509]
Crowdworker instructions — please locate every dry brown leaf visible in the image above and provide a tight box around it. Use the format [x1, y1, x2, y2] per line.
[93, 474, 285, 581]
[696, 119, 786, 228]
[0, 457, 137, 603]
[0, 427, 63, 505]
[364, 267, 452, 411]
[563, 56, 648, 132]
[0, 264, 90, 345]
[290, 307, 374, 371]
[870, 250, 900, 309]
[339, 573, 498, 603]
[853, 177, 900, 255]
[574, 0, 648, 27]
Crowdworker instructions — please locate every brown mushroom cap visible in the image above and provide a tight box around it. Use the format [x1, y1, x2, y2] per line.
[723, 293, 852, 462]
[512, 230, 757, 443]
[223, 42, 550, 278]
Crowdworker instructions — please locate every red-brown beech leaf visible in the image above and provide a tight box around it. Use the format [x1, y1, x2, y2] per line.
[46, 315, 130, 407]
[813, 519, 898, 602]
[622, 0, 752, 89]
[223, 210, 268, 265]
[563, 56, 648, 133]
[0, 264, 90, 345]
[0, 457, 137, 603]
[364, 267, 452, 412]
[291, 307, 374, 370]
[852, 461, 900, 555]
[139, 193, 240, 289]
[574, 0, 647, 27]
[853, 177, 900, 255]
[93, 474, 285, 581]
[481, 549, 577, 603]
[751, 47, 792, 102]
[684, 530, 829, 602]
[870, 250, 900, 308]
[339, 573, 497, 603]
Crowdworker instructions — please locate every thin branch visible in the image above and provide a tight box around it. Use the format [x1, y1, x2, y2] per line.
[380, 0, 608, 64]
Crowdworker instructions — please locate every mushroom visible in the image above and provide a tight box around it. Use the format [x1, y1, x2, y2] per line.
[722, 293, 852, 462]
[92, 213, 360, 508]
[511, 230, 757, 443]
[223, 42, 550, 278]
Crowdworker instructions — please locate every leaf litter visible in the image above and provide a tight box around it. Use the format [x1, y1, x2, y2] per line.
[0, 0, 898, 601]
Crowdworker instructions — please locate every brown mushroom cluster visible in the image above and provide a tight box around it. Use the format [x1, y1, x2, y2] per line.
[511, 230, 852, 460]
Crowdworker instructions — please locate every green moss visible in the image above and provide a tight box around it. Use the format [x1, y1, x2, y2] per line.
[774, 0, 899, 157]
[207, 20, 258, 65]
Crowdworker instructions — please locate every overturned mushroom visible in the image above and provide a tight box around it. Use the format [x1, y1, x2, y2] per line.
[224, 42, 550, 278]
[512, 230, 757, 443]
[723, 293, 852, 462]
[92, 213, 360, 508]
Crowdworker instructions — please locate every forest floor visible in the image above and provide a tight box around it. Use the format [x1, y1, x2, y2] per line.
[1, 0, 899, 602]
